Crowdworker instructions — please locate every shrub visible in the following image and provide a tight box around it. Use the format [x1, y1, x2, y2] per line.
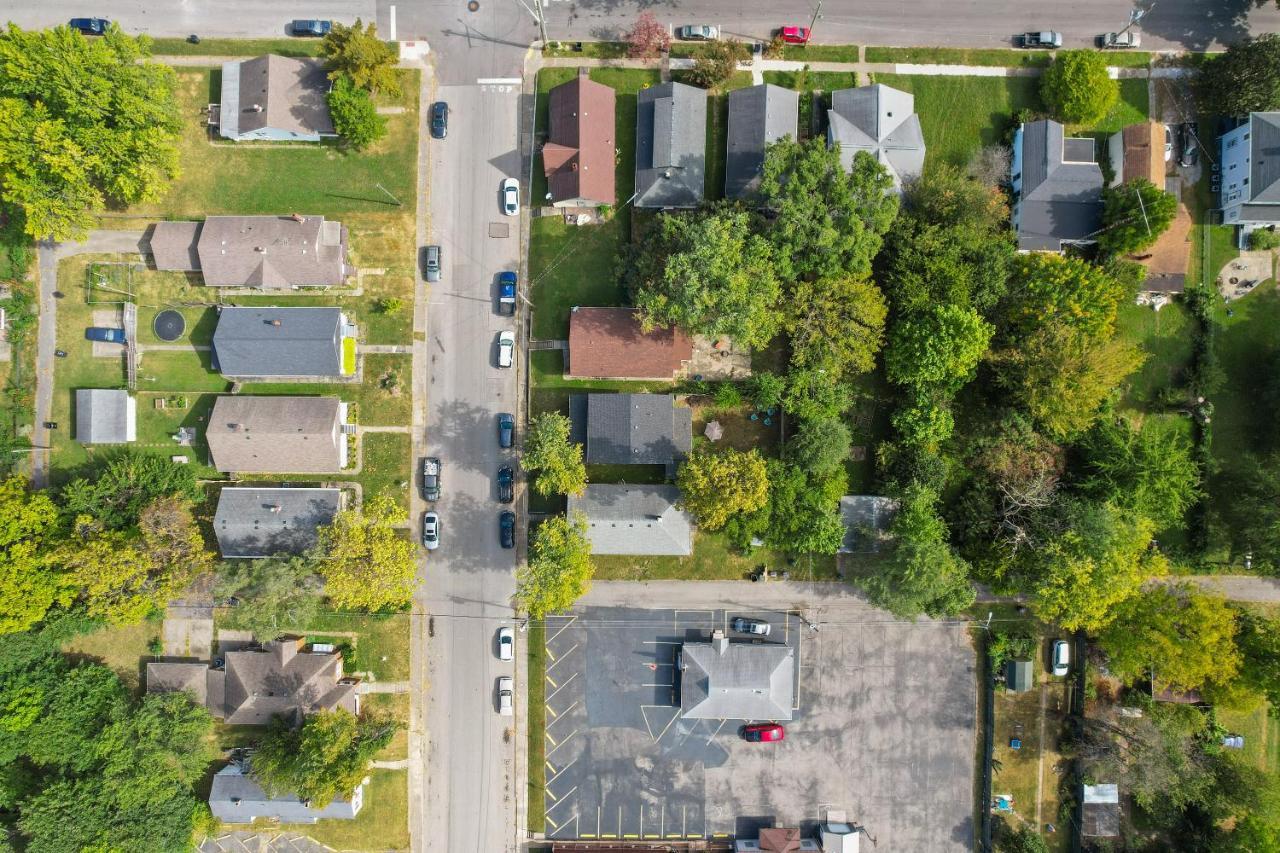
[327, 73, 386, 149]
[1040, 50, 1117, 124]
[1250, 228, 1280, 250]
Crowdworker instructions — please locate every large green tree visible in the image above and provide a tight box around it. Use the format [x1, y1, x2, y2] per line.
[49, 518, 170, 625]
[214, 555, 324, 640]
[327, 72, 387, 149]
[785, 275, 887, 378]
[523, 412, 587, 497]
[321, 18, 400, 96]
[315, 495, 416, 611]
[1000, 253, 1128, 339]
[515, 514, 593, 618]
[1039, 49, 1118, 124]
[1098, 178, 1179, 256]
[786, 416, 853, 477]
[1197, 33, 1280, 116]
[886, 303, 993, 391]
[0, 24, 182, 240]
[0, 477, 65, 635]
[1076, 415, 1201, 530]
[676, 448, 770, 530]
[59, 449, 201, 530]
[252, 709, 397, 806]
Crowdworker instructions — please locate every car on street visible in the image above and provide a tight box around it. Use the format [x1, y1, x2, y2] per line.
[501, 178, 520, 216]
[497, 676, 513, 715]
[497, 465, 515, 504]
[496, 330, 515, 369]
[497, 627, 514, 661]
[1099, 31, 1141, 49]
[1052, 639, 1071, 676]
[499, 511, 516, 549]
[1018, 31, 1062, 48]
[422, 511, 440, 550]
[69, 18, 109, 35]
[85, 327, 126, 344]
[742, 723, 785, 742]
[424, 244, 441, 282]
[498, 413, 515, 448]
[290, 19, 332, 37]
[1180, 123, 1199, 168]
[677, 24, 719, 40]
[497, 271, 517, 316]
[732, 617, 772, 636]
[422, 457, 441, 501]
[779, 26, 810, 44]
[430, 101, 449, 139]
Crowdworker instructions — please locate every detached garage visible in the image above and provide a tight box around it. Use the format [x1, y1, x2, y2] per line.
[75, 389, 136, 445]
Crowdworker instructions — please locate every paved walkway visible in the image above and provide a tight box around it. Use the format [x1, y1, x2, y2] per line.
[372, 758, 410, 769]
[357, 680, 412, 694]
[360, 425, 412, 434]
[1181, 575, 1280, 603]
[358, 344, 412, 354]
[138, 343, 211, 353]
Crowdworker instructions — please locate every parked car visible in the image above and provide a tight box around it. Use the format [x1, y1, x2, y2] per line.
[496, 330, 515, 369]
[85, 327, 125, 344]
[497, 465, 515, 504]
[422, 511, 440, 550]
[677, 24, 719, 40]
[422, 457, 441, 501]
[732, 617, 772, 636]
[778, 26, 810, 45]
[497, 626, 514, 661]
[1018, 31, 1062, 48]
[742, 723, 785, 742]
[1179, 123, 1199, 168]
[497, 413, 515, 448]
[1051, 639, 1071, 677]
[430, 101, 449, 139]
[499, 511, 516, 549]
[69, 18, 110, 35]
[497, 271, 517, 316]
[501, 178, 520, 216]
[497, 675, 513, 715]
[290, 19, 332, 36]
[1099, 31, 1141, 49]
[424, 244, 442, 282]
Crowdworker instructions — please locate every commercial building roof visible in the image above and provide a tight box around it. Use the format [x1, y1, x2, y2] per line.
[206, 396, 344, 474]
[212, 307, 345, 378]
[544, 73, 617, 206]
[150, 216, 349, 289]
[566, 307, 692, 380]
[218, 55, 335, 140]
[726, 84, 799, 200]
[635, 82, 707, 208]
[213, 486, 340, 559]
[827, 85, 926, 189]
[568, 484, 693, 556]
[74, 389, 136, 444]
[1015, 119, 1104, 251]
[680, 634, 795, 721]
[579, 393, 692, 470]
[210, 763, 363, 824]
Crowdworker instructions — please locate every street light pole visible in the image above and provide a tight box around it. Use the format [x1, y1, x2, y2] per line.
[808, 0, 823, 38]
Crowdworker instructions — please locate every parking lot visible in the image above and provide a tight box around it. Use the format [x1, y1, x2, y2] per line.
[542, 605, 977, 848]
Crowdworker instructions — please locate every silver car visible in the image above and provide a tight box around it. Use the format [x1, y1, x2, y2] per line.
[422, 511, 440, 550]
[678, 24, 720, 40]
[497, 676, 514, 715]
[424, 244, 441, 282]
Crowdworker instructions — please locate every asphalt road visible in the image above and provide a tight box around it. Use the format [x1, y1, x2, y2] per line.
[3, 2, 376, 38]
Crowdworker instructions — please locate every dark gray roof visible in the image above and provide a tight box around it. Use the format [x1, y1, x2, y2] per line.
[725, 84, 799, 200]
[584, 393, 692, 469]
[1236, 203, 1280, 223]
[680, 636, 795, 720]
[1016, 120, 1104, 251]
[213, 487, 340, 558]
[213, 307, 344, 378]
[635, 82, 707, 208]
[219, 55, 335, 140]
[838, 495, 899, 554]
[567, 484, 693, 555]
[1082, 784, 1120, 837]
[210, 763, 362, 823]
[1007, 659, 1033, 692]
[206, 396, 344, 474]
[75, 389, 135, 444]
[827, 85, 926, 188]
[1250, 113, 1280, 204]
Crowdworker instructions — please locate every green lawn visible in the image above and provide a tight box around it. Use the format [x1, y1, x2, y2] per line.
[1218, 699, 1280, 776]
[593, 531, 839, 581]
[527, 620, 546, 834]
[781, 44, 861, 62]
[1088, 77, 1151, 134]
[695, 71, 756, 200]
[1115, 300, 1195, 411]
[61, 620, 159, 695]
[761, 70, 859, 91]
[149, 37, 325, 57]
[1209, 280, 1280, 465]
[242, 354, 413, 426]
[529, 350, 674, 416]
[866, 46, 1054, 67]
[365, 693, 410, 761]
[272, 769, 408, 851]
[358, 431, 412, 507]
[543, 41, 629, 59]
[283, 610, 412, 681]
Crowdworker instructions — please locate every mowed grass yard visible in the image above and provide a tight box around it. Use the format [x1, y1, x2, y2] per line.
[61, 620, 160, 696]
[265, 769, 409, 851]
[1115, 301, 1195, 411]
[593, 533, 838, 581]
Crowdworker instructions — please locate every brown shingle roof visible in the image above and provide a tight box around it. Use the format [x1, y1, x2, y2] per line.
[206, 395, 344, 474]
[567, 307, 692, 380]
[197, 215, 349, 288]
[759, 827, 803, 853]
[231, 55, 335, 138]
[545, 74, 616, 206]
[148, 221, 203, 271]
[1121, 122, 1165, 186]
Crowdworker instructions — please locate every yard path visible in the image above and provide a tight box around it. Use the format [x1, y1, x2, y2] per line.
[1035, 683, 1048, 827]
[358, 680, 412, 694]
[137, 343, 211, 352]
[361, 425, 412, 434]
[358, 344, 411, 354]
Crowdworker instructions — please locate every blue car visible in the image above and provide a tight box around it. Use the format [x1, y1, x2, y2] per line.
[85, 327, 125, 344]
[498, 413, 515, 449]
[497, 271, 517, 316]
[291, 19, 332, 37]
[69, 18, 110, 35]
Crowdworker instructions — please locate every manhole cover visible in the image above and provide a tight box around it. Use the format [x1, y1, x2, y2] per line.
[153, 309, 185, 342]
[489, 222, 510, 238]
[468, 0, 479, 10]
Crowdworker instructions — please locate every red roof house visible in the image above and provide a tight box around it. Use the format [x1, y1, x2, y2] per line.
[543, 72, 616, 207]
[567, 307, 692, 380]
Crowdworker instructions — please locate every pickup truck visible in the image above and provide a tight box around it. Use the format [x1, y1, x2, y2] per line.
[85, 327, 126, 344]
[422, 457, 441, 501]
[1100, 31, 1141, 48]
[1018, 31, 1062, 48]
[497, 271, 517, 316]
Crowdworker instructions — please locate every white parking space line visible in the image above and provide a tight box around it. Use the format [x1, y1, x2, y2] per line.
[705, 718, 728, 745]
[545, 728, 579, 757]
[547, 615, 577, 644]
[547, 699, 579, 724]
[546, 670, 578, 702]
[546, 643, 578, 672]
[547, 757, 577, 784]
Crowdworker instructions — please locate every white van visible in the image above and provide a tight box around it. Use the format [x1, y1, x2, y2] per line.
[1051, 640, 1071, 677]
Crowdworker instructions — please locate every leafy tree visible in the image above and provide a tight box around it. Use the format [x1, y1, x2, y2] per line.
[139, 496, 213, 587]
[1213, 453, 1280, 570]
[995, 822, 1049, 853]
[904, 162, 1009, 232]
[759, 461, 847, 555]
[1251, 229, 1280, 251]
[1076, 415, 1201, 530]
[746, 371, 786, 410]
[786, 416, 852, 476]
[59, 449, 201, 530]
[676, 448, 769, 530]
[214, 556, 324, 640]
[1213, 816, 1280, 853]
[759, 137, 899, 282]
[1237, 610, 1280, 710]
[516, 514, 592, 618]
[252, 709, 397, 806]
[1098, 178, 1179, 256]
[1000, 252, 1129, 339]
[523, 412, 587, 497]
[21, 664, 126, 774]
[1039, 49, 1118, 124]
[891, 388, 956, 451]
[886, 304, 993, 391]
[786, 275, 887, 378]
[685, 40, 746, 89]
[327, 72, 387, 149]
[0, 477, 65, 634]
[1197, 33, 1280, 116]
[782, 367, 854, 423]
[320, 18, 400, 95]
[881, 213, 1015, 316]
[314, 495, 416, 611]
[625, 10, 670, 58]
[624, 209, 780, 348]
[49, 518, 169, 625]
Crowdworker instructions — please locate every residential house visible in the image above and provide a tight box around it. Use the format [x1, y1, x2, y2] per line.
[1107, 122, 1167, 188]
[678, 631, 796, 721]
[74, 389, 136, 444]
[567, 484, 693, 556]
[1082, 783, 1121, 837]
[569, 392, 692, 475]
[206, 396, 349, 474]
[1220, 112, 1280, 226]
[210, 762, 364, 824]
[213, 486, 341, 558]
[148, 215, 350, 289]
[543, 72, 616, 207]
[212, 307, 356, 379]
[216, 55, 335, 142]
[827, 84, 926, 190]
[146, 635, 359, 726]
[726, 84, 799, 200]
[635, 82, 707, 209]
[1011, 119, 1104, 251]
[566, 307, 692, 381]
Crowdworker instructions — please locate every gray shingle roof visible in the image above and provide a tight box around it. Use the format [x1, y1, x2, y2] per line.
[75, 389, 136, 444]
[568, 484, 693, 555]
[635, 82, 707, 208]
[726, 84, 799, 200]
[147, 221, 202, 271]
[1015, 119, 1104, 251]
[213, 307, 344, 378]
[680, 637, 795, 720]
[210, 763, 362, 824]
[195, 215, 349, 288]
[219, 55, 335, 140]
[1250, 113, 1280, 204]
[584, 393, 692, 469]
[827, 85, 926, 189]
[213, 486, 340, 558]
[206, 396, 344, 474]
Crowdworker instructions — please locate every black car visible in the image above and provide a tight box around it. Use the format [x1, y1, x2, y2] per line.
[291, 19, 332, 37]
[69, 18, 109, 35]
[422, 457, 441, 502]
[497, 465, 515, 504]
[498, 413, 515, 449]
[430, 102, 449, 139]
[499, 511, 516, 549]
[1180, 122, 1199, 168]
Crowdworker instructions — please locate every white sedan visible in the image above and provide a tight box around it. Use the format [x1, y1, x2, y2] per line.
[422, 511, 440, 550]
[497, 627, 514, 661]
[501, 178, 520, 216]
[497, 330, 515, 369]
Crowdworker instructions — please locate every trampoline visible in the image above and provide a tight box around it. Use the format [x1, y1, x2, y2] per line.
[153, 310, 185, 342]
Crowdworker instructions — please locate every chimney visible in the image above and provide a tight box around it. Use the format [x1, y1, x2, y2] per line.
[255, 246, 266, 253]
[712, 629, 729, 656]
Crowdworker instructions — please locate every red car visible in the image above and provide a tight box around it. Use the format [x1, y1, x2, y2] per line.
[779, 26, 810, 45]
[742, 723, 785, 742]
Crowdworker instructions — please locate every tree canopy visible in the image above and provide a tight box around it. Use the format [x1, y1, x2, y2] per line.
[523, 412, 587, 497]
[1039, 49, 1118, 125]
[886, 303, 993, 391]
[785, 275, 887, 379]
[321, 18, 400, 96]
[1075, 415, 1201, 530]
[252, 709, 397, 806]
[1197, 33, 1280, 116]
[0, 478, 65, 635]
[1098, 178, 1179, 256]
[214, 555, 324, 640]
[676, 448, 770, 531]
[786, 416, 853, 477]
[327, 72, 387, 149]
[315, 495, 416, 611]
[516, 514, 593, 618]
[59, 449, 202, 530]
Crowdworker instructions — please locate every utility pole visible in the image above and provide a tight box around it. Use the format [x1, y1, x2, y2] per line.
[808, 0, 823, 38]
[534, 0, 548, 44]
[1119, 2, 1155, 36]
